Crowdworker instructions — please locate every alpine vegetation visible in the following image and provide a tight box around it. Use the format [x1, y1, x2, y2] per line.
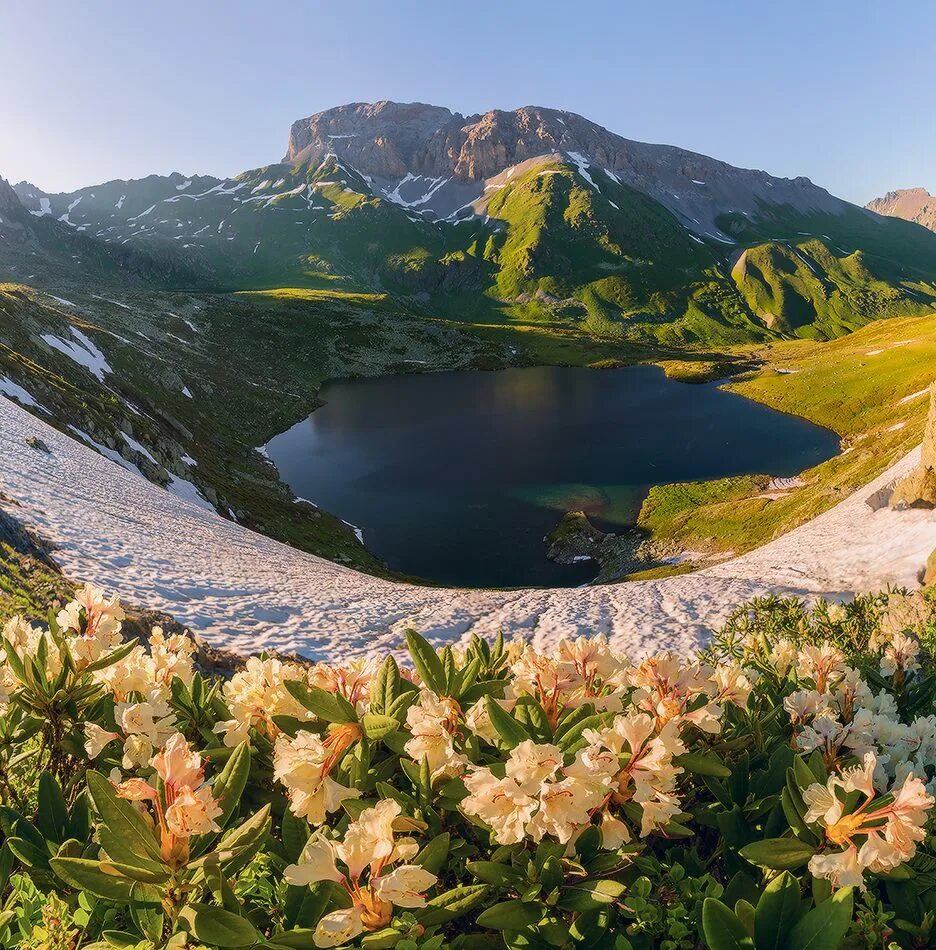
[0, 583, 934, 947]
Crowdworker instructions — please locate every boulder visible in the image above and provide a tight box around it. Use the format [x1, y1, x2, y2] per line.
[925, 548, 936, 587]
[891, 384, 936, 509]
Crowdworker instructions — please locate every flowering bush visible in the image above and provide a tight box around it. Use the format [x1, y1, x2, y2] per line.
[0, 585, 933, 948]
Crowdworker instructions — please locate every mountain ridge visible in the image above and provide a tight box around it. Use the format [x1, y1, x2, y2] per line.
[4, 99, 936, 345]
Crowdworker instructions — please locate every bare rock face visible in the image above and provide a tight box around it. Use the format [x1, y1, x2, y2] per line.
[283, 101, 845, 233]
[867, 188, 936, 233]
[891, 384, 936, 509]
[0, 176, 23, 215]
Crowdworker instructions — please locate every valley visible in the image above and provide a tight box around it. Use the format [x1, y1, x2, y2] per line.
[2, 99, 935, 588]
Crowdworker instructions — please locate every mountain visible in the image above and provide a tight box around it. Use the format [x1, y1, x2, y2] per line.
[867, 187, 936, 232]
[5, 100, 936, 345]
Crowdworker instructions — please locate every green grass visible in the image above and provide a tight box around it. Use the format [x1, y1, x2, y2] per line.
[637, 314, 936, 555]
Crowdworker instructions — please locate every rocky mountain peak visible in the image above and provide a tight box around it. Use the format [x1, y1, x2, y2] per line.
[0, 176, 22, 214]
[285, 100, 457, 175]
[867, 187, 936, 232]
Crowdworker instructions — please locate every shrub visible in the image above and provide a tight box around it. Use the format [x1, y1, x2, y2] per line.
[0, 584, 933, 948]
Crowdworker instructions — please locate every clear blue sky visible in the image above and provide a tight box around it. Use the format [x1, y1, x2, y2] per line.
[3, 0, 934, 205]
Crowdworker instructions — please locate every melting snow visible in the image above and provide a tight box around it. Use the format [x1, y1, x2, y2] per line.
[165, 474, 214, 512]
[899, 389, 928, 405]
[120, 432, 158, 464]
[0, 378, 48, 412]
[566, 152, 599, 191]
[115, 194, 126, 210]
[47, 294, 76, 308]
[29, 197, 52, 217]
[181, 385, 193, 399]
[67, 426, 143, 477]
[176, 180, 192, 191]
[41, 327, 112, 381]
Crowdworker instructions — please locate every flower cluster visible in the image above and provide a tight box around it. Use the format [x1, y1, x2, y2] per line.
[0, 584, 932, 950]
[285, 799, 437, 947]
[804, 751, 934, 888]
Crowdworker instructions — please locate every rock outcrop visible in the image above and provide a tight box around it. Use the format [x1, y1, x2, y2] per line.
[925, 548, 936, 586]
[891, 384, 936, 509]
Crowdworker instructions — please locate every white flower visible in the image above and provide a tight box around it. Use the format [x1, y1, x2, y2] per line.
[84, 723, 119, 759]
[462, 770, 537, 845]
[314, 906, 364, 948]
[505, 740, 563, 793]
[372, 864, 437, 908]
[165, 784, 222, 837]
[284, 836, 344, 886]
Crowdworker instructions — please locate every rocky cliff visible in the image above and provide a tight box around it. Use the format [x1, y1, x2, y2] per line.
[867, 187, 936, 232]
[284, 100, 846, 231]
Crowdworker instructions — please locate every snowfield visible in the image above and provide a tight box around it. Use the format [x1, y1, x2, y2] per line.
[1, 396, 933, 662]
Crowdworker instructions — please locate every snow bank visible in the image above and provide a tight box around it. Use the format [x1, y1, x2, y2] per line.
[0, 396, 933, 663]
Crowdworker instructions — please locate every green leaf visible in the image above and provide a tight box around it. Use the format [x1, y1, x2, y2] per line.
[36, 772, 69, 844]
[84, 638, 140, 674]
[282, 807, 310, 864]
[485, 695, 531, 749]
[284, 680, 358, 723]
[414, 833, 450, 874]
[208, 740, 251, 831]
[786, 887, 853, 950]
[6, 836, 49, 869]
[467, 860, 528, 889]
[674, 751, 732, 778]
[404, 629, 447, 694]
[178, 903, 260, 948]
[418, 884, 489, 926]
[50, 858, 138, 902]
[476, 900, 543, 929]
[702, 898, 755, 950]
[362, 713, 400, 741]
[739, 838, 817, 870]
[371, 656, 401, 716]
[557, 879, 626, 912]
[755, 871, 801, 950]
[85, 771, 162, 862]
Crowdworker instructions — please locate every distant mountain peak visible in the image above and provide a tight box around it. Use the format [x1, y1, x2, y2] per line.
[867, 187, 936, 232]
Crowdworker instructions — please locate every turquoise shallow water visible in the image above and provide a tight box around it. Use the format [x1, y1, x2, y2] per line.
[266, 365, 840, 588]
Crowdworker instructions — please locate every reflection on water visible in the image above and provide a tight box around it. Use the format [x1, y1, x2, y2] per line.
[266, 366, 840, 588]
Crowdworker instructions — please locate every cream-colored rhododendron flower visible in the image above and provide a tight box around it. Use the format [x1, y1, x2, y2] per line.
[215, 655, 312, 746]
[464, 740, 614, 846]
[57, 584, 125, 668]
[880, 632, 921, 680]
[795, 643, 848, 693]
[308, 655, 380, 712]
[462, 770, 538, 845]
[84, 723, 120, 759]
[404, 691, 467, 778]
[2, 615, 64, 685]
[165, 784, 222, 836]
[372, 864, 438, 907]
[114, 732, 223, 866]
[575, 712, 686, 839]
[284, 800, 438, 948]
[625, 653, 723, 734]
[803, 751, 934, 888]
[153, 732, 205, 790]
[505, 740, 563, 793]
[273, 729, 361, 824]
[509, 642, 625, 725]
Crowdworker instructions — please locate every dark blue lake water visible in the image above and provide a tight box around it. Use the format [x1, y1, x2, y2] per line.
[266, 365, 840, 588]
